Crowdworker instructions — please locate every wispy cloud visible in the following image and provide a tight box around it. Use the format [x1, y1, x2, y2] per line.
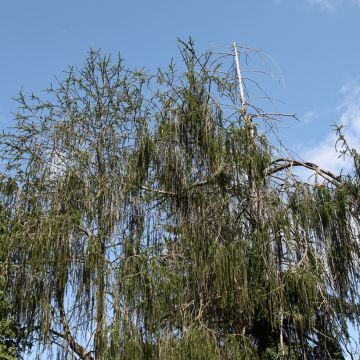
[303, 80, 360, 174]
[300, 108, 333, 124]
[307, 0, 337, 12]
[306, 0, 360, 12]
[301, 110, 319, 124]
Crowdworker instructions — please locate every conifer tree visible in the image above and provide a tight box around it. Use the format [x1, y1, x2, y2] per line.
[1, 40, 360, 359]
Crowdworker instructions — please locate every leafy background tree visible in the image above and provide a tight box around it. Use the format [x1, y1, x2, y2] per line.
[1, 40, 360, 359]
[0, 287, 18, 360]
[0, 178, 25, 360]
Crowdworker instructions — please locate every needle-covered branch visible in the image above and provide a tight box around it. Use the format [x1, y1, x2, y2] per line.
[1, 40, 360, 360]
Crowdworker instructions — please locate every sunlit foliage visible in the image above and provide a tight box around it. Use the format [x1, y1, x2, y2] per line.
[1, 40, 360, 359]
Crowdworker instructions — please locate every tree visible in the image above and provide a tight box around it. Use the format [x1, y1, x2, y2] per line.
[1, 40, 360, 359]
[0, 178, 25, 360]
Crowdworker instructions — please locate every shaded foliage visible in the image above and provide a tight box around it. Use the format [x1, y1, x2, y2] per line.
[0, 178, 26, 360]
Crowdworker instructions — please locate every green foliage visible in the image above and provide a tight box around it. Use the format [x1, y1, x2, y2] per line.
[1, 41, 360, 359]
[0, 180, 22, 360]
[0, 287, 18, 360]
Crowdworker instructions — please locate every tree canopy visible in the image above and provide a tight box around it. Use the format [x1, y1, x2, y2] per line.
[1, 40, 360, 359]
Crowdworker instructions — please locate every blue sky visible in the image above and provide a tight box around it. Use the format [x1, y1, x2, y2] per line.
[2, 0, 360, 174]
[1, 0, 360, 357]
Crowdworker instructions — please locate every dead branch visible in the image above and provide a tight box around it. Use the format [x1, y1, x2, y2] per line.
[268, 158, 342, 184]
[233, 42, 247, 112]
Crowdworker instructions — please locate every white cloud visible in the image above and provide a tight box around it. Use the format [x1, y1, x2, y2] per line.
[307, 0, 337, 12]
[49, 149, 67, 180]
[306, 0, 360, 11]
[304, 133, 348, 173]
[338, 82, 360, 133]
[301, 110, 318, 124]
[300, 108, 332, 124]
[303, 80, 360, 175]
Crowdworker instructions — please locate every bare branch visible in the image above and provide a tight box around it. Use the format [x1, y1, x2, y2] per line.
[268, 158, 342, 184]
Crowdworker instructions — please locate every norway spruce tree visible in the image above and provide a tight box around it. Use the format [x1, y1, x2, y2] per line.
[1, 40, 360, 359]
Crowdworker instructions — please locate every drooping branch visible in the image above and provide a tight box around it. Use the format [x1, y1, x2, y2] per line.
[130, 165, 226, 198]
[138, 185, 176, 196]
[56, 294, 93, 360]
[267, 158, 342, 184]
[50, 329, 93, 360]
